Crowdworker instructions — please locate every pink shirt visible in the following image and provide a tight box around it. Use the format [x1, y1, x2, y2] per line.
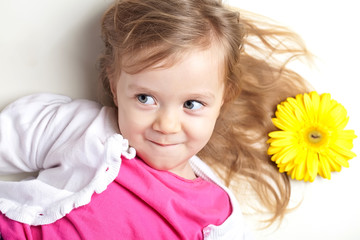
[0, 156, 232, 239]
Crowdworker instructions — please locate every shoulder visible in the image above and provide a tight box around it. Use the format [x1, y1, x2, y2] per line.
[189, 156, 222, 184]
[1, 93, 104, 124]
[2, 93, 117, 132]
[190, 156, 254, 239]
[4, 93, 103, 113]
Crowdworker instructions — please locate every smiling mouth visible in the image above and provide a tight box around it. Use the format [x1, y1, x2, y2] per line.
[149, 140, 179, 147]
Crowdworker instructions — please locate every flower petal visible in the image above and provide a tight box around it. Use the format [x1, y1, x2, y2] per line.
[331, 144, 356, 161]
[267, 91, 356, 182]
[303, 93, 315, 123]
[293, 153, 307, 181]
[327, 148, 349, 169]
[307, 150, 319, 179]
[318, 153, 331, 179]
[309, 91, 320, 121]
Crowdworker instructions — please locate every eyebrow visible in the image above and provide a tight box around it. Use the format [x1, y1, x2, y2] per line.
[128, 84, 152, 92]
[186, 92, 216, 101]
[128, 83, 216, 101]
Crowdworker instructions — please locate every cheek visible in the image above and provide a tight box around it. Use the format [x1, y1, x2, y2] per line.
[116, 113, 130, 138]
[117, 108, 151, 141]
[117, 106, 137, 137]
[186, 116, 217, 144]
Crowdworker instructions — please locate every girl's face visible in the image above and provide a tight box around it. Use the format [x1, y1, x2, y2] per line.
[113, 46, 225, 179]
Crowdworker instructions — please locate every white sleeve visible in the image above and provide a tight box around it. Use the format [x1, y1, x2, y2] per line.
[0, 93, 136, 226]
[0, 94, 69, 174]
[0, 93, 101, 174]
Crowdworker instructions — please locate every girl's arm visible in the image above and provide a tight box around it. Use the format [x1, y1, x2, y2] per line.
[0, 94, 74, 175]
[0, 93, 129, 225]
[0, 93, 109, 177]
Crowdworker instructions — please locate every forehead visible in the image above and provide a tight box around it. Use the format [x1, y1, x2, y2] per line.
[118, 46, 225, 98]
[120, 42, 226, 77]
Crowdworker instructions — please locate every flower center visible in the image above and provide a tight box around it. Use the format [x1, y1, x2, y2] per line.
[308, 130, 323, 144]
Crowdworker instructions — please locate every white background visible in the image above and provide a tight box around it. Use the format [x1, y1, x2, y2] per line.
[1, 0, 359, 239]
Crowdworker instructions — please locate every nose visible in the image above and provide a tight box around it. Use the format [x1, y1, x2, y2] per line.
[152, 108, 181, 134]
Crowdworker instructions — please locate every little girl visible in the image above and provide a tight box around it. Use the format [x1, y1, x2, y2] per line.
[0, 0, 310, 239]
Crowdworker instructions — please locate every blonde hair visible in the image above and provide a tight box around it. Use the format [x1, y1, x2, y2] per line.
[99, 0, 311, 224]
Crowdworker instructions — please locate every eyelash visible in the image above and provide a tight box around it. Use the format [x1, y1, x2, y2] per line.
[183, 100, 204, 110]
[136, 94, 204, 110]
[136, 94, 155, 105]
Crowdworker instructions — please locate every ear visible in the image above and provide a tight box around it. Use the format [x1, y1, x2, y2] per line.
[107, 68, 118, 107]
[110, 81, 119, 107]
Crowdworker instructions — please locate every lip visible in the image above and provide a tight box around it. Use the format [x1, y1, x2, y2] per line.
[149, 140, 180, 147]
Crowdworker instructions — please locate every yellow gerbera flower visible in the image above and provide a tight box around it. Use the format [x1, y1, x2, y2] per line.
[268, 91, 357, 182]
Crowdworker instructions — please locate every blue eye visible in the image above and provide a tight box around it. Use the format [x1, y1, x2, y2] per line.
[137, 94, 155, 105]
[184, 100, 203, 110]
